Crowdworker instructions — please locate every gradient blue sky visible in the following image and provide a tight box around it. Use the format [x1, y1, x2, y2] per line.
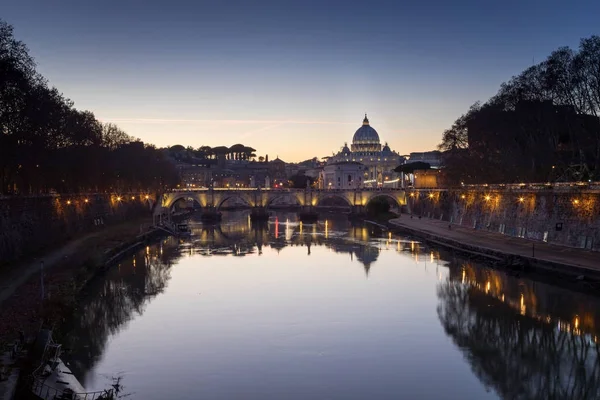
[4, 0, 599, 161]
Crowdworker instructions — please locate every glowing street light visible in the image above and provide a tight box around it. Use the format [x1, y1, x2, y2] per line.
[485, 195, 491, 201]
[117, 196, 122, 201]
[66, 200, 71, 205]
[518, 197, 525, 203]
[573, 199, 580, 205]
[84, 199, 89, 203]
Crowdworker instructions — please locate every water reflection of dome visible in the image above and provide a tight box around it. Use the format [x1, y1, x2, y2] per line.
[354, 245, 379, 274]
[188, 212, 383, 273]
[270, 237, 287, 252]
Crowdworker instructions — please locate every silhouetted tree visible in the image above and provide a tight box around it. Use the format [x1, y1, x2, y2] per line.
[0, 19, 179, 194]
[366, 197, 390, 215]
[440, 36, 600, 184]
[289, 174, 314, 188]
[394, 162, 431, 174]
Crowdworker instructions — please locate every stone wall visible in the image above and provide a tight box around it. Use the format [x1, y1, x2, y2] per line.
[407, 188, 600, 251]
[0, 194, 151, 265]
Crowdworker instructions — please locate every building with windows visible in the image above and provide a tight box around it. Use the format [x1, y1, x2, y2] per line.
[319, 161, 367, 189]
[326, 115, 405, 188]
[407, 151, 442, 169]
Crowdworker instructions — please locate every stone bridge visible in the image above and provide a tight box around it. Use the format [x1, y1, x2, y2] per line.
[161, 188, 407, 210]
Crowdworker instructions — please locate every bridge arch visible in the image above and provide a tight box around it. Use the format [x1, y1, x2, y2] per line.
[161, 189, 407, 211]
[173, 195, 204, 209]
[216, 194, 252, 210]
[265, 192, 303, 209]
[163, 192, 205, 209]
[365, 193, 402, 209]
[315, 193, 353, 208]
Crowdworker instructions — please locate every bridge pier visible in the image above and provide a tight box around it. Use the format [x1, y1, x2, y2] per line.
[298, 205, 319, 223]
[200, 205, 222, 223]
[348, 205, 367, 220]
[250, 206, 270, 222]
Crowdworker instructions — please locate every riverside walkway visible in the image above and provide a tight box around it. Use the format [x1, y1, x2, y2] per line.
[388, 217, 600, 275]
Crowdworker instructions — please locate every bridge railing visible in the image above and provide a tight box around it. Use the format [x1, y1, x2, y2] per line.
[166, 182, 600, 194]
[168, 187, 407, 193]
[456, 181, 600, 192]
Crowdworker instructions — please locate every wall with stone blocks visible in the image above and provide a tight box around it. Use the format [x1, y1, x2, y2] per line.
[407, 189, 600, 251]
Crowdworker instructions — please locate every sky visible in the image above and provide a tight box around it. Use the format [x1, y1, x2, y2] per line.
[3, 0, 600, 162]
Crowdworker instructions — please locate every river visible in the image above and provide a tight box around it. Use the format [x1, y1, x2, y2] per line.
[62, 211, 600, 400]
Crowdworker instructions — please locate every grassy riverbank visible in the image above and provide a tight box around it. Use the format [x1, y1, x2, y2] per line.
[0, 217, 155, 349]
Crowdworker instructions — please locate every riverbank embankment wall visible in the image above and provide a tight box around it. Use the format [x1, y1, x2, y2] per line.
[406, 187, 600, 251]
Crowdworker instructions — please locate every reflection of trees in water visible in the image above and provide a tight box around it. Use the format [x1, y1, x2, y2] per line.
[64, 239, 180, 379]
[438, 260, 600, 400]
[63, 212, 394, 381]
[448, 262, 600, 336]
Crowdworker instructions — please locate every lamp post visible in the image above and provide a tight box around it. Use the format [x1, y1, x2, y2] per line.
[40, 260, 45, 300]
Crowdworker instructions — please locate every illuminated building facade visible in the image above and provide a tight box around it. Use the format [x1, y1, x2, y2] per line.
[319, 161, 367, 189]
[326, 115, 405, 188]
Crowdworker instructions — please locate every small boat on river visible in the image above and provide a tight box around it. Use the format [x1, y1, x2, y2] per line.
[30, 330, 114, 399]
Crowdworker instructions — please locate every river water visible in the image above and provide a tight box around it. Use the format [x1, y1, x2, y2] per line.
[62, 211, 600, 400]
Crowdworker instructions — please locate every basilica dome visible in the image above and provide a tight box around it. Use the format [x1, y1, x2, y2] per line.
[352, 115, 380, 144]
[351, 115, 382, 152]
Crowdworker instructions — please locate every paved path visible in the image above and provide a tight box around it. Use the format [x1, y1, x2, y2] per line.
[0, 218, 153, 310]
[389, 217, 600, 273]
[0, 232, 105, 308]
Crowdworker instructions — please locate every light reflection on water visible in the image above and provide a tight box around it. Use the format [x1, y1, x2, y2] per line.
[63, 211, 600, 400]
